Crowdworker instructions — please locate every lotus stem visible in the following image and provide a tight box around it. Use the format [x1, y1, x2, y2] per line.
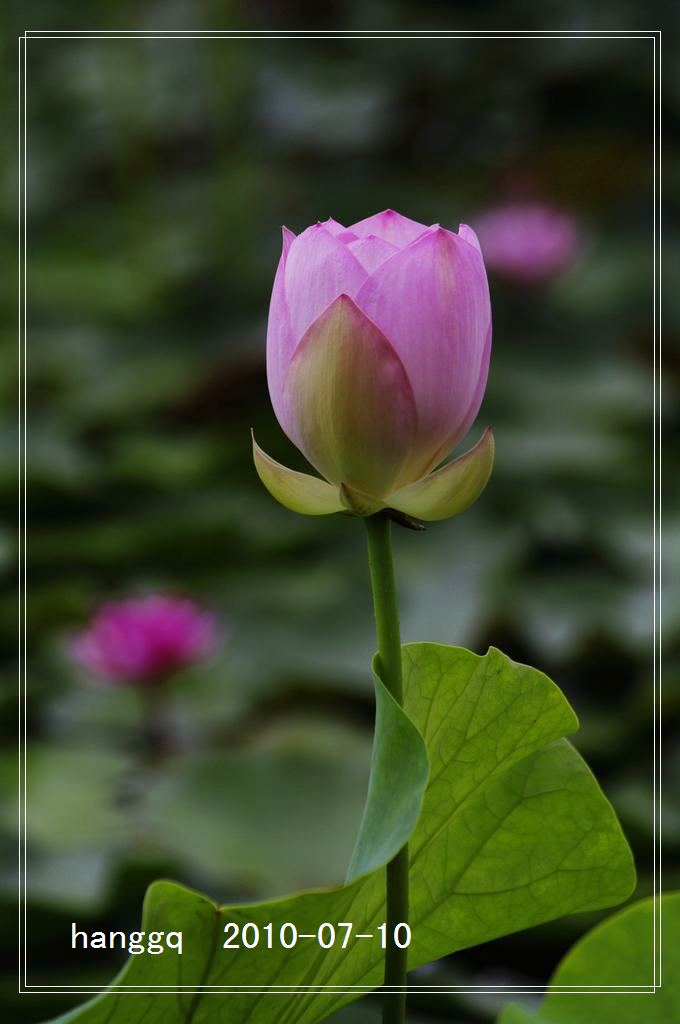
[364, 512, 408, 1024]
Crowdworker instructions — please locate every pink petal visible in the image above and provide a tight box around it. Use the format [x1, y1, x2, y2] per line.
[348, 235, 399, 273]
[321, 217, 350, 237]
[334, 229, 359, 243]
[347, 209, 429, 248]
[355, 226, 491, 475]
[455, 320, 492, 439]
[474, 203, 580, 283]
[283, 223, 368, 340]
[417, 321, 492, 475]
[457, 223, 483, 255]
[69, 595, 219, 685]
[266, 227, 297, 438]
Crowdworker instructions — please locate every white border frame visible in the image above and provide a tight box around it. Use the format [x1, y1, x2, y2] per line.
[18, 27, 663, 1000]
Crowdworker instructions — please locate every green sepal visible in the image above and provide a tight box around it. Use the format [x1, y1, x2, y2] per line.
[388, 427, 495, 521]
[252, 431, 344, 515]
[340, 482, 384, 516]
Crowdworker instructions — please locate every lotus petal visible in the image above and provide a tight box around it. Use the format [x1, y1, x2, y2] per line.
[285, 295, 417, 497]
[348, 209, 429, 247]
[356, 226, 491, 467]
[284, 224, 368, 339]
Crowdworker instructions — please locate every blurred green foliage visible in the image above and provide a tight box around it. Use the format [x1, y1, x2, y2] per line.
[1, 5, 677, 1023]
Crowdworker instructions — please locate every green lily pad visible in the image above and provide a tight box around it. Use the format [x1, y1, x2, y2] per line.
[145, 720, 375, 895]
[43, 644, 635, 1023]
[3, 746, 128, 852]
[498, 892, 677, 1023]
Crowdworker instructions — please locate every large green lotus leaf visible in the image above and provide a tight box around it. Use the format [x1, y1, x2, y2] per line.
[44, 644, 635, 1024]
[498, 892, 677, 1024]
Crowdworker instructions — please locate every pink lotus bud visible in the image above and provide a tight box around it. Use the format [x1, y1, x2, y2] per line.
[69, 595, 220, 686]
[474, 202, 581, 284]
[253, 210, 494, 522]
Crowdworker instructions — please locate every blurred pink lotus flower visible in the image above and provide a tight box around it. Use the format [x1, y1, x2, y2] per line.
[474, 202, 581, 284]
[70, 595, 219, 686]
[253, 209, 494, 522]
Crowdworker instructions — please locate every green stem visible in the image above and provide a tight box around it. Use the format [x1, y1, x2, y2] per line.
[364, 512, 408, 1024]
[136, 683, 173, 765]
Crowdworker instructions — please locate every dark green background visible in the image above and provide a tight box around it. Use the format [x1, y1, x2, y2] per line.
[3, 5, 676, 1023]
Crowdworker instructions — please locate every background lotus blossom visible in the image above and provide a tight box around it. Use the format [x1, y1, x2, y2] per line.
[474, 202, 581, 283]
[69, 595, 220, 686]
[255, 209, 494, 521]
